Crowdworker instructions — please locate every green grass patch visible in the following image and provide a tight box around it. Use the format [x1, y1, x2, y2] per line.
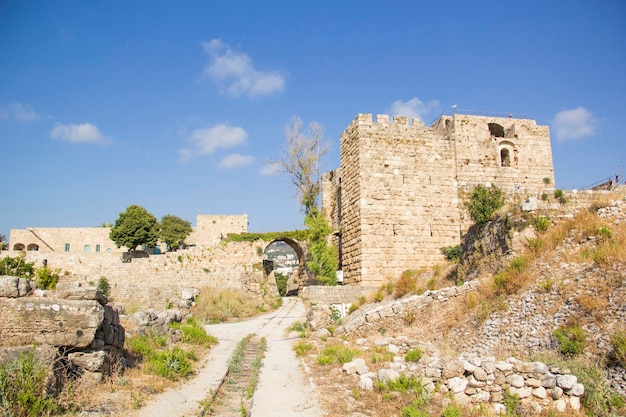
[316, 345, 359, 365]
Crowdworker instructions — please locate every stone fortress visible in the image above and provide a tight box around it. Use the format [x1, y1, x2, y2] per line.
[322, 112, 555, 288]
[3, 111, 575, 306]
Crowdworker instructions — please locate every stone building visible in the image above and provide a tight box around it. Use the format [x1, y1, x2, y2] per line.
[8, 213, 248, 253]
[322, 113, 555, 288]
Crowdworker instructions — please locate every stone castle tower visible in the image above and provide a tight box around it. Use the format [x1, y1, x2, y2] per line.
[322, 113, 555, 288]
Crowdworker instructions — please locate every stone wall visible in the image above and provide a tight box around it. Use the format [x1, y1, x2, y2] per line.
[300, 285, 369, 305]
[8, 213, 248, 254]
[1, 240, 270, 310]
[324, 113, 556, 288]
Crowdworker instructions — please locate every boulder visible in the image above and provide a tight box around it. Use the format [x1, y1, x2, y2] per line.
[0, 297, 104, 348]
[0, 276, 33, 298]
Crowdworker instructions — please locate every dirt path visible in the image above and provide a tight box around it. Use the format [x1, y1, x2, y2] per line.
[131, 297, 323, 417]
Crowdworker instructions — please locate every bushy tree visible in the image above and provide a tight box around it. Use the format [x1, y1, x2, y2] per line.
[305, 208, 338, 285]
[109, 205, 158, 251]
[464, 184, 505, 225]
[160, 214, 192, 251]
[0, 234, 7, 250]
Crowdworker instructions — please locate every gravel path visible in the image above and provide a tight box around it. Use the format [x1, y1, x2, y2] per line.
[131, 297, 323, 417]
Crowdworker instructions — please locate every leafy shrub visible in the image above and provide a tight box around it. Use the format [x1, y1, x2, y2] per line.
[394, 270, 418, 298]
[0, 349, 60, 416]
[597, 226, 613, 241]
[305, 209, 338, 285]
[35, 266, 59, 290]
[554, 324, 586, 355]
[293, 340, 313, 357]
[169, 317, 217, 346]
[97, 277, 110, 296]
[405, 348, 423, 362]
[541, 192, 549, 201]
[400, 405, 428, 417]
[464, 184, 505, 224]
[274, 272, 289, 297]
[316, 345, 359, 365]
[440, 245, 461, 261]
[373, 290, 384, 302]
[503, 388, 520, 415]
[0, 255, 34, 278]
[146, 347, 194, 380]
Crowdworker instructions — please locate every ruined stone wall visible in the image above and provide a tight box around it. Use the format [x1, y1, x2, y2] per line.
[444, 114, 554, 196]
[1, 240, 268, 310]
[186, 213, 248, 246]
[328, 113, 555, 288]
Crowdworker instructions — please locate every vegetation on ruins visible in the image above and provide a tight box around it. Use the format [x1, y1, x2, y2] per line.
[0, 253, 34, 278]
[305, 207, 338, 285]
[190, 287, 281, 323]
[35, 265, 59, 290]
[0, 349, 62, 416]
[464, 184, 505, 225]
[270, 116, 339, 285]
[158, 214, 192, 251]
[109, 204, 159, 251]
[0, 233, 7, 250]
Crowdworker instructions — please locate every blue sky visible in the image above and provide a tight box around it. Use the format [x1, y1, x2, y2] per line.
[1, 1, 624, 238]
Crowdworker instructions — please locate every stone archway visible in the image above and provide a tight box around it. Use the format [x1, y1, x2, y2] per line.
[263, 238, 308, 296]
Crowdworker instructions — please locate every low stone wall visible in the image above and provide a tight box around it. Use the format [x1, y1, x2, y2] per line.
[300, 285, 370, 305]
[338, 280, 480, 334]
[1, 240, 268, 310]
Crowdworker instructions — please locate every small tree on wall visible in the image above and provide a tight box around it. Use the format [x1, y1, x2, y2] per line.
[464, 184, 506, 225]
[272, 116, 338, 285]
[159, 214, 192, 251]
[110, 205, 159, 251]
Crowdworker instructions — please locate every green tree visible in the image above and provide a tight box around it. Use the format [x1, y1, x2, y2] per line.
[0, 234, 7, 250]
[109, 205, 158, 251]
[305, 208, 338, 285]
[464, 184, 505, 225]
[159, 214, 192, 251]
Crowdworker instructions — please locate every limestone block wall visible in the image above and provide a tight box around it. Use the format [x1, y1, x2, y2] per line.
[9, 227, 119, 253]
[338, 114, 462, 287]
[3, 240, 268, 309]
[186, 214, 248, 246]
[443, 114, 555, 196]
[328, 113, 556, 288]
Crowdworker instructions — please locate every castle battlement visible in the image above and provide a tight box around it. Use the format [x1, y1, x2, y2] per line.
[324, 111, 555, 287]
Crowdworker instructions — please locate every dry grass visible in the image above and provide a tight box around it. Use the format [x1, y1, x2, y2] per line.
[191, 287, 272, 322]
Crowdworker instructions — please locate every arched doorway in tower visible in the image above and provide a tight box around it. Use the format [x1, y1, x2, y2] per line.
[263, 238, 305, 296]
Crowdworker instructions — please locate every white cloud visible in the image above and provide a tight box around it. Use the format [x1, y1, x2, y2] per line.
[260, 162, 281, 176]
[201, 39, 286, 98]
[552, 107, 597, 142]
[0, 102, 40, 122]
[179, 123, 248, 163]
[219, 153, 255, 169]
[387, 97, 440, 121]
[50, 122, 108, 144]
